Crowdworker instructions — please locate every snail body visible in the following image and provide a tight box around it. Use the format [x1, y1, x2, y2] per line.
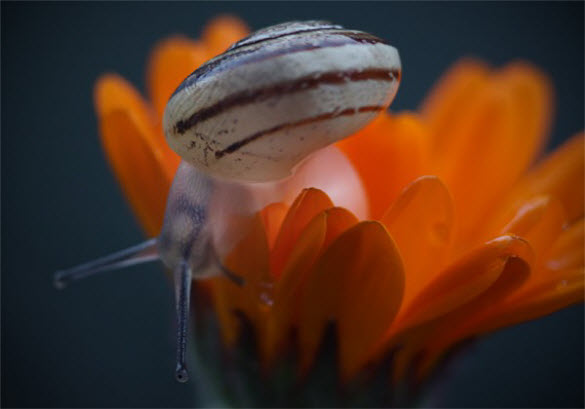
[164, 20, 401, 182]
[55, 20, 401, 383]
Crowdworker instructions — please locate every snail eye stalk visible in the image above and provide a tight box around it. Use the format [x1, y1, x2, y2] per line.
[174, 260, 192, 383]
[53, 238, 159, 289]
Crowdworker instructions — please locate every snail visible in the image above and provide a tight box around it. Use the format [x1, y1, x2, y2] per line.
[54, 20, 401, 383]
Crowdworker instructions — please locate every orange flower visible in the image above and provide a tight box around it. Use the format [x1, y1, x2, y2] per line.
[94, 15, 584, 386]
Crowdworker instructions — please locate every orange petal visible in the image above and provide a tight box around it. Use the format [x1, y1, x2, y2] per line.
[98, 109, 174, 237]
[95, 74, 180, 180]
[469, 268, 584, 337]
[427, 63, 553, 245]
[321, 207, 360, 251]
[381, 176, 454, 309]
[264, 207, 358, 365]
[270, 188, 333, 278]
[504, 196, 566, 260]
[260, 202, 289, 251]
[338, 222, 404, 380]
[412, 255, 532, 381]
[425, 254, 531, 355]
[456, 219, 583, 339]
[298, 222, 404, 380]
[547, 218, 584, 272]
[504, 132, 584, 224]
[420, 58, 490, 156]
[211, 213, 271, 347]
[264, 212, 327, 365]
[202, 15, 250, 57]
[497, 62, 553, 158]
[95, 74, 156, 144]
[420, 219, 581, 370]
[146, 36, 210, 119]
[337, 112, 430, 219]
[394, 235, 534, 332]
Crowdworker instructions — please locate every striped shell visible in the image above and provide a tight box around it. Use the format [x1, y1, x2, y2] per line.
[163, 21, 401, 182]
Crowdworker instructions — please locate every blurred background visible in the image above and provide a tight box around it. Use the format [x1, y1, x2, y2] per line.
[1, 2, 583, 407]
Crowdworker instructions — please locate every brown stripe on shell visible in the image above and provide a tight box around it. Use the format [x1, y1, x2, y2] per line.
[170, 30, 389, 99]
[214, 105, 386, 159]
[174, 68, 399, 134]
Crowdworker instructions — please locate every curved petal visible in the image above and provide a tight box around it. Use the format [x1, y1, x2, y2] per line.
[98, 108, 176, 236]
[503, 132, 584, 224]
[95, 75, 181, 235]
[469, 269, 584, 338]
[459, 218, 584, 338]
[95, 73, 155, 124]
[264, 212, 327, 365]
[260, 202, 289, 251]
[211, 213, 271, 346]
[500, 196, 566, 264]
[547, 218, 584, 272]
[202, 15, 250, 57]
[420, 58, 490, 155]
[417, 217, 582, 375]
[498, 62, 553, 158]
[146, 36, 210, 119]
[427, 63, 553, 246]
[94, 74, 180, 178]
[394, 235, 534, 332]
[264, 207, 358, 365]
[337, 112, 430, 219]
[269, 188, 333, 278]
[381, 176, 454, 309]
[298, 222, 404, 381]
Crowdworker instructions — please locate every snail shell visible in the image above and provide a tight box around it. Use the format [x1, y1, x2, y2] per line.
[163, 20, 401, 182]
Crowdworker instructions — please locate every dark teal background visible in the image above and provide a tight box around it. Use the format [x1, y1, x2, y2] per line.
[2, 2, 583, 407]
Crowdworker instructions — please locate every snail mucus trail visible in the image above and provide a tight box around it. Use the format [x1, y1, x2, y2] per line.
[54, 20, 401, 383]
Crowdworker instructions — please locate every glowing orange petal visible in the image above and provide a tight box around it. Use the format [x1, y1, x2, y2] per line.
[202, 15, 250, 57]
[94, 74, 180, 178]
[395, 235, 534, 331]
[470, 268, 584, 337]
[260, 202, 289, 251]
[264, 212, 327, 365]
[498, 62, 553, 158]
[487, 196, 565, 308]
[298, 222, 404, 380]
[146, 36, 210, 119]
[338, 222, 404, 380]
[547, 218, 584, 272]
[95, 75, 158, 150]
[270, 188, 333, 278]
[500, 196, 566, 263]
[426, 254, 531, 354]
[428, 63, 553, 245]
[421, 196, 566, 376]
[505, 132, 584, 223]
[321, 207, 359, 251]
[381, 176, 454, 309]
[483, 195, 567, 252]
[98, 109, 173, 237]
[455, 219, 583, 338]
[422, 216, 581, 369]
[211, 213, 271, 346]
[337, 112, 429, 219]
[420, 59, 490, 155]
[264, 207, 358, 365]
